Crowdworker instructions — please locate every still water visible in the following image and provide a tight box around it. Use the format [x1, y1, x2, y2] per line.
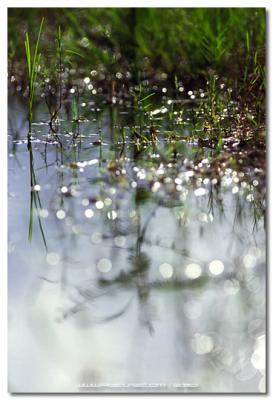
[8, 95, 266, 393]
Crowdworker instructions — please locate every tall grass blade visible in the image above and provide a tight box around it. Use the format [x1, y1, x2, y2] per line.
[30, 17, 44, 93]
[25, 18, 44, 136]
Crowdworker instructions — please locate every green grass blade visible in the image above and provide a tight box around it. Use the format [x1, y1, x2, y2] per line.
[140, 92, 155, 102]
[30, 52, 41, 105]
[30, 17, 44, 94]
[24, 33, 31, 79]
[143, 103, 152, 110]
[246, 31, 250, 52]
[58, 25, 62, 42]
[65, 49, 84, 58]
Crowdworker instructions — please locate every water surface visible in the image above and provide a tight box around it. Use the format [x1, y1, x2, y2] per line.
[8, 95, 266, 393]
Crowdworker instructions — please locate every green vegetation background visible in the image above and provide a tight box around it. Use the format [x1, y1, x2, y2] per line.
[8, 8, 265, 92]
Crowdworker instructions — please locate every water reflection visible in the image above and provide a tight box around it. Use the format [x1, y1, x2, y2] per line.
[8, 97, 266, 393]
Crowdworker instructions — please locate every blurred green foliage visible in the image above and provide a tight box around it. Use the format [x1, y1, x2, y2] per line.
[8, 7, 265, 85]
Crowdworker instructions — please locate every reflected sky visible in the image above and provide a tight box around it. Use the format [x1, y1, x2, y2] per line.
[8, 95, 266, 393]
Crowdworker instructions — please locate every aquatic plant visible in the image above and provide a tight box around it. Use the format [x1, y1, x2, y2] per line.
[131, 83, 156, 143]
[24, 18, 44, 138]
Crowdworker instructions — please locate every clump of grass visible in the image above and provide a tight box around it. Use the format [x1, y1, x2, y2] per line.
[24, 18, 44, 138]
[131, 82, 155, 142]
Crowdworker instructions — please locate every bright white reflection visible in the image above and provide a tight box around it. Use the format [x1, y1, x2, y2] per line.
[61, 186, 68, 194]
[191, 333, 214, 355]
[209, 260, 224, 275]
[33, 184, 41, 191]
[185, 263, 202, 279]
[95, 200, 104, 210]
[83, 76, 90, 84]
[194, 187, 206, 197]
[97, 258, 112, 273]
[159, 263, 173, 279]
[107, 210, 117, 220]
[56, 209, 66, 220]
[84, 209, 94, 218]
[152, 182, 161, 192]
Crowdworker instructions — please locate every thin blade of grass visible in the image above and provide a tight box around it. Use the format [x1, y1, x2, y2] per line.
[65, 49, 84, 58]
[143, 103, 153, 110]
[24, 33, 31, 79]
[30, 17, 44, 94]
[30, 52, 41, 105]
[140, 92, 155, 102]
